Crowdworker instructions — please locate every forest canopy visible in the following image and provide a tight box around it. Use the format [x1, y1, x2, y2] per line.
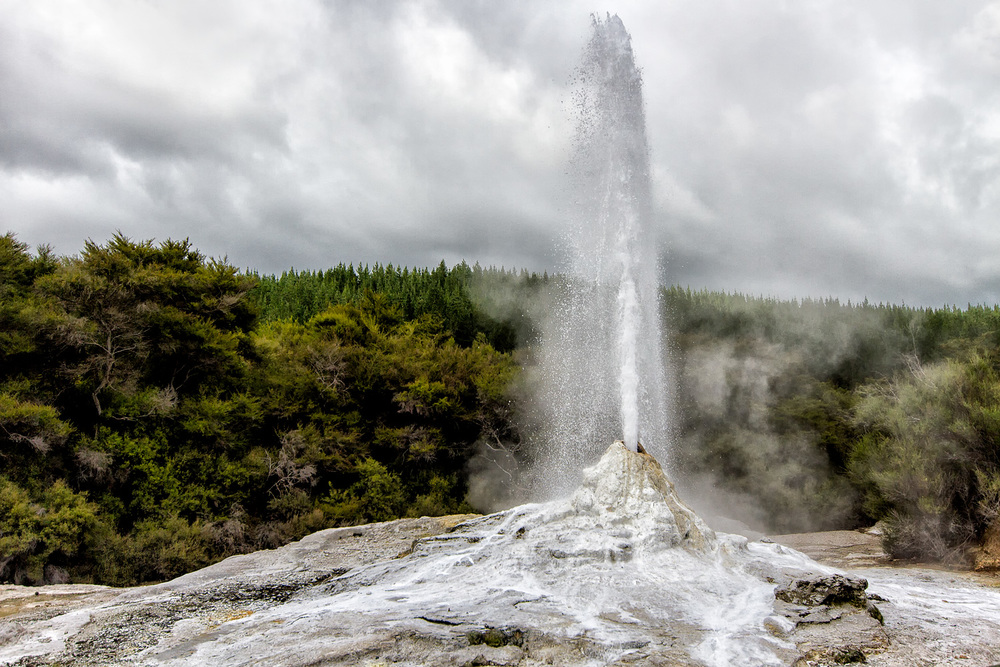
[0, 233, 522, 585]
[3, 231, 1000, 585]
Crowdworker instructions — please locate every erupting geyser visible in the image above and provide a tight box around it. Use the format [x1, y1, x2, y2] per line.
[0, 16, 903, 667]
[539, 14, 669, 487]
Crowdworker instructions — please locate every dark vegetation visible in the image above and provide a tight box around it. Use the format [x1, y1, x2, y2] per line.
[3, 231, 1000, 585]
[0, 233, 526, 585]
[667, 287, 1000, 564]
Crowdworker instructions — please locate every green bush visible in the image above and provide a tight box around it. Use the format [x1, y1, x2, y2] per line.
[849, 354, 1000, 561]
[128, 516, 214, 583]
[0, 479, 103, 584]
[322, 458, 406, 525]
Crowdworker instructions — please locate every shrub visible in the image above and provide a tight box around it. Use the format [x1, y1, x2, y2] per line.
[0, 479, 102, 584]
[849, 356, 994, 561]
[322, 458, 406, 525]
[129, 516, 214, 582]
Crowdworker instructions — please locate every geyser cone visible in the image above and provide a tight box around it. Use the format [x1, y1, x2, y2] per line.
[570, 441, 715, 552]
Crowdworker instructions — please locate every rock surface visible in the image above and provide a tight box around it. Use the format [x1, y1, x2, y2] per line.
[769, 530, 890, 569]
[1, 443, 999, 666]
[774, 573, 872, 609]
[770, 573, 888, 665]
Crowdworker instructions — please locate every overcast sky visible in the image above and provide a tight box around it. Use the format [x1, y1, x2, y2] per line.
[3, 1, 1000, 306]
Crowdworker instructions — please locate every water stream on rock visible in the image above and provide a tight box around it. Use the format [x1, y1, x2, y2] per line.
[537, 14, 670, 494]
[137, 444, 817, 666]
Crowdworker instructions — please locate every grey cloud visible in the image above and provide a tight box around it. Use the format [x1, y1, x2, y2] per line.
[0, 22, 285, 176]
[2, 0, 1000, 306]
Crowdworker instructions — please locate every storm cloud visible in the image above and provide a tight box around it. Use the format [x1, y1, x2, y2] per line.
[3, 0, 1000, 306]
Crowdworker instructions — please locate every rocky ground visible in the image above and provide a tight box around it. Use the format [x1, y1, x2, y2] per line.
[768, 530, 889, 569]
[0, 522, 998, 666]
[0, 515, 476, 666]
[2, 446, 999, 667]
[767, 530, 1000, 667]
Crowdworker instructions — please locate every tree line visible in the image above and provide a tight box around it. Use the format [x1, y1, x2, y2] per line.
[3, 231, 1000, 585]
[248, 260, 545, 352]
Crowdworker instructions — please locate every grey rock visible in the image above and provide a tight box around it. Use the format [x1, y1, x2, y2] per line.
[775, 573, 869, 607]
[774, 573, 885, 629]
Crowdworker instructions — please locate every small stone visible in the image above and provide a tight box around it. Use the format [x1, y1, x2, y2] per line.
[832, 646, 867, 663]
[775, 574, 869, 608]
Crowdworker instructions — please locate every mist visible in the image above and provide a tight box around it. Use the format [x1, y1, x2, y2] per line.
[463, 279, 944, 537]
[671, 337, 859, 534]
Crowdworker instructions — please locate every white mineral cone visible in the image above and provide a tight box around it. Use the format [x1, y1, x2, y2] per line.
[571, 440, 716, 553]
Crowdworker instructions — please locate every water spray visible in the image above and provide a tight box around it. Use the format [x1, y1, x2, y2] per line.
[538, 13, 668, 485]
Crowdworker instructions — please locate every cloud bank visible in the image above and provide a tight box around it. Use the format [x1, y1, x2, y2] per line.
[3, 0, 1000, 306]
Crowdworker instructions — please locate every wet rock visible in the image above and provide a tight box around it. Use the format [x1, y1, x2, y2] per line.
[775, 573, 884, 627]
[774, 573, 889, 664]
[775, 573, 867, 607]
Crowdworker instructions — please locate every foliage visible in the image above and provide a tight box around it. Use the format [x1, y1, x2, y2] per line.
[0, 479, 104, 584]
[848, 352, 1000, 561]
[667, 287, 1000, 560]
[0, 232, 522, 585]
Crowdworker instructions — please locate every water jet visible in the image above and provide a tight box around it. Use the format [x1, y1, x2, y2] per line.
[537, 13, 669, 493]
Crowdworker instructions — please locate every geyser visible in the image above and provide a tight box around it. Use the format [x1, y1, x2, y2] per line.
[539, 14, 669, 488]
